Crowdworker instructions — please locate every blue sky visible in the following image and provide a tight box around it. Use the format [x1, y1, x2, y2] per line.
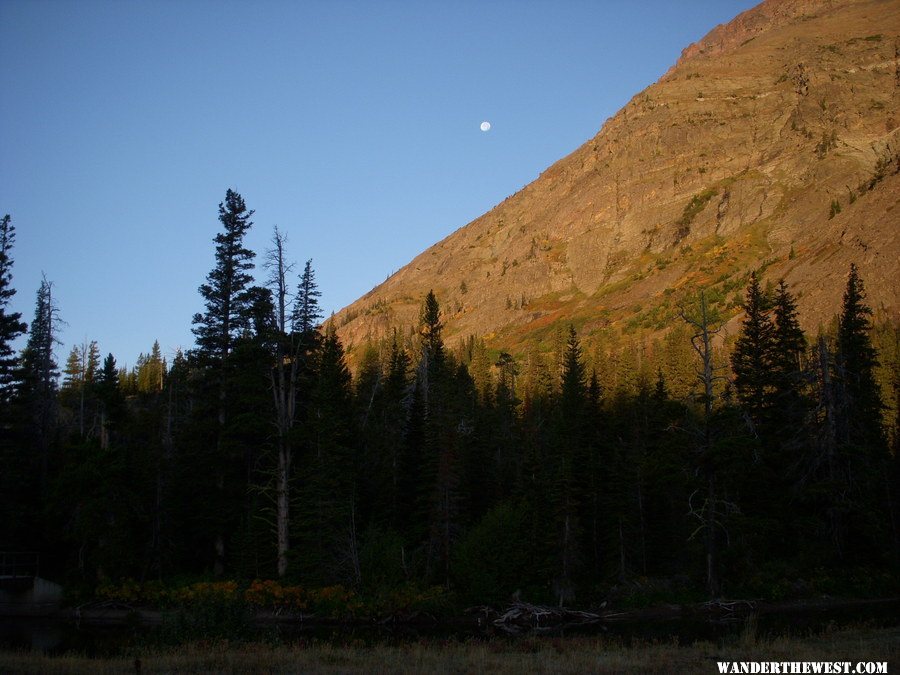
[0, 0, 758, 369]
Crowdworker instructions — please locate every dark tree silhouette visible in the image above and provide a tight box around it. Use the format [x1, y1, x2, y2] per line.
[0, 215, 27, 404]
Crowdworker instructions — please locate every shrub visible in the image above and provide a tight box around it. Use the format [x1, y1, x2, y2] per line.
[244, 579, 307, 611]
[675, 188, 718, 241]
[452, 501, 534, 604]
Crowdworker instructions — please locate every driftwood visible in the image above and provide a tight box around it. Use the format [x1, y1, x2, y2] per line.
[470, 602, 603, 632]
[700, 599, 758, 614]
[697, 599, 759, 624]
[377, 609, 437, 625]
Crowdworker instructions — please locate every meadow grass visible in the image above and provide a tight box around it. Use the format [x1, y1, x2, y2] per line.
[1, 625, 897, 674]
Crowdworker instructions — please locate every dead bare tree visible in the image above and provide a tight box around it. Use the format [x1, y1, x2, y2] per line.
[264, 226, 302, 578]
[679, 290, 730, 598]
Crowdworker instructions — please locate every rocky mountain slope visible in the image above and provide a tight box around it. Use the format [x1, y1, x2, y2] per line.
[335, 0, 899, 358]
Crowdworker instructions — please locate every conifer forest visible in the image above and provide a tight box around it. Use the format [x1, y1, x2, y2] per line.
[0, 191, 898, 611]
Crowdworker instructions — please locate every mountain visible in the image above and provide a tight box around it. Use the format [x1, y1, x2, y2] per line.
[335, 0, 899, 359]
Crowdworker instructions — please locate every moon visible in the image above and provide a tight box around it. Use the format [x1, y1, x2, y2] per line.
[480, 121, 491, 132]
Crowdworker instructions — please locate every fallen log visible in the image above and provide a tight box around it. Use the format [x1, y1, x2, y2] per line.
[492, 601, 602, 630]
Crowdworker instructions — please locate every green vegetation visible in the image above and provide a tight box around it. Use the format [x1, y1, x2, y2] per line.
[674, 188, 718, 241]
[847, 34, 884, 44]
[858, 149, 899, 195]
[89, 578, 452, 623]
[829, 199, 842, 219]
[816, 130, 837, 158]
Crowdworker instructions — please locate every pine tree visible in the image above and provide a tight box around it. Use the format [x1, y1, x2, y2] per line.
[60, 340, 102, 438]
[0, 215, 27, 404]
[289, 257, 323, 428]
[192, 189, 257, 364]
[63, 345, 85, 393]
[825, 264, 890, 564]
[86, 341, 100, 385]
[466, 336, 492, 401]
[19, 276, 60, 486]
[413, 291, 463, 583]
[296, 325, 358, 584]
[769, 279, 809, 449]
[493, 352, 520, 499]
[0, 214, 29, 551]
[552, 325, 589, 605]
[191, 188, 257, 574]
[62, 343, 86, 438]
[292, 259, 323, 336]
[519, 343, 554, 582]
[376, 336, 412, 531]
[137, 341, 165, 394]
[836, 263, 884, 448]
[772, 280, 806, 386]
[560, 326, 587, 419]
[419, 290, 445, 378]
[97, 353, 124, 450]
[731, 272, 777, 434]
[400, 371, 427, 545]
[522, 344, 553, 415]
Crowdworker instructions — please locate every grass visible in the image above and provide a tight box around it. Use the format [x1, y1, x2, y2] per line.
[2, 625, 898, 674]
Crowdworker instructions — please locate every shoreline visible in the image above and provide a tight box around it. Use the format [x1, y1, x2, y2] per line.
[6, 595, 898, 629]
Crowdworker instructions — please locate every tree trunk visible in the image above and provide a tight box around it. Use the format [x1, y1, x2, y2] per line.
[215, 377, 227, 576]
[276, 440, 290, 578]
[100, 409, 109, 450]
[706, 470, 719, 598]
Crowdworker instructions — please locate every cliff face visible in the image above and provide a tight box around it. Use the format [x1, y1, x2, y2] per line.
[335, 0, 900, 355]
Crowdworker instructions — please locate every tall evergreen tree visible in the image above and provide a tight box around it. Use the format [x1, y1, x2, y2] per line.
[731, 272, 776, 435]
[0, 214, 28, 550]
[61, 339, 101, 439]
[19, 276, 60, 486]
[63, 345, 85, 393]
[836, 264, 884, 448]
[772, 280, 806, 377]
[137, 340, 165, 393]
[295, 325, 358, 584]
[192, 189, 257, 364]
[834, 265, 890, 563]
[769, 279, 810, 452]
[97, 353, 124, 450]
[413, 291, 463, 583]
[292, 259, 323, 336]
[419, 290, 445, 379]
[492, 351, 520, 500]
[0, 215, 27, 404]
[552, 325, 589, 605]
[378, 336, 413, 532]
[191, 188, 257, 574]
[560, 326, 587, 419]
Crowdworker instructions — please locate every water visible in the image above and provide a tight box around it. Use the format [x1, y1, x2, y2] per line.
[2, 599, 898, 656]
